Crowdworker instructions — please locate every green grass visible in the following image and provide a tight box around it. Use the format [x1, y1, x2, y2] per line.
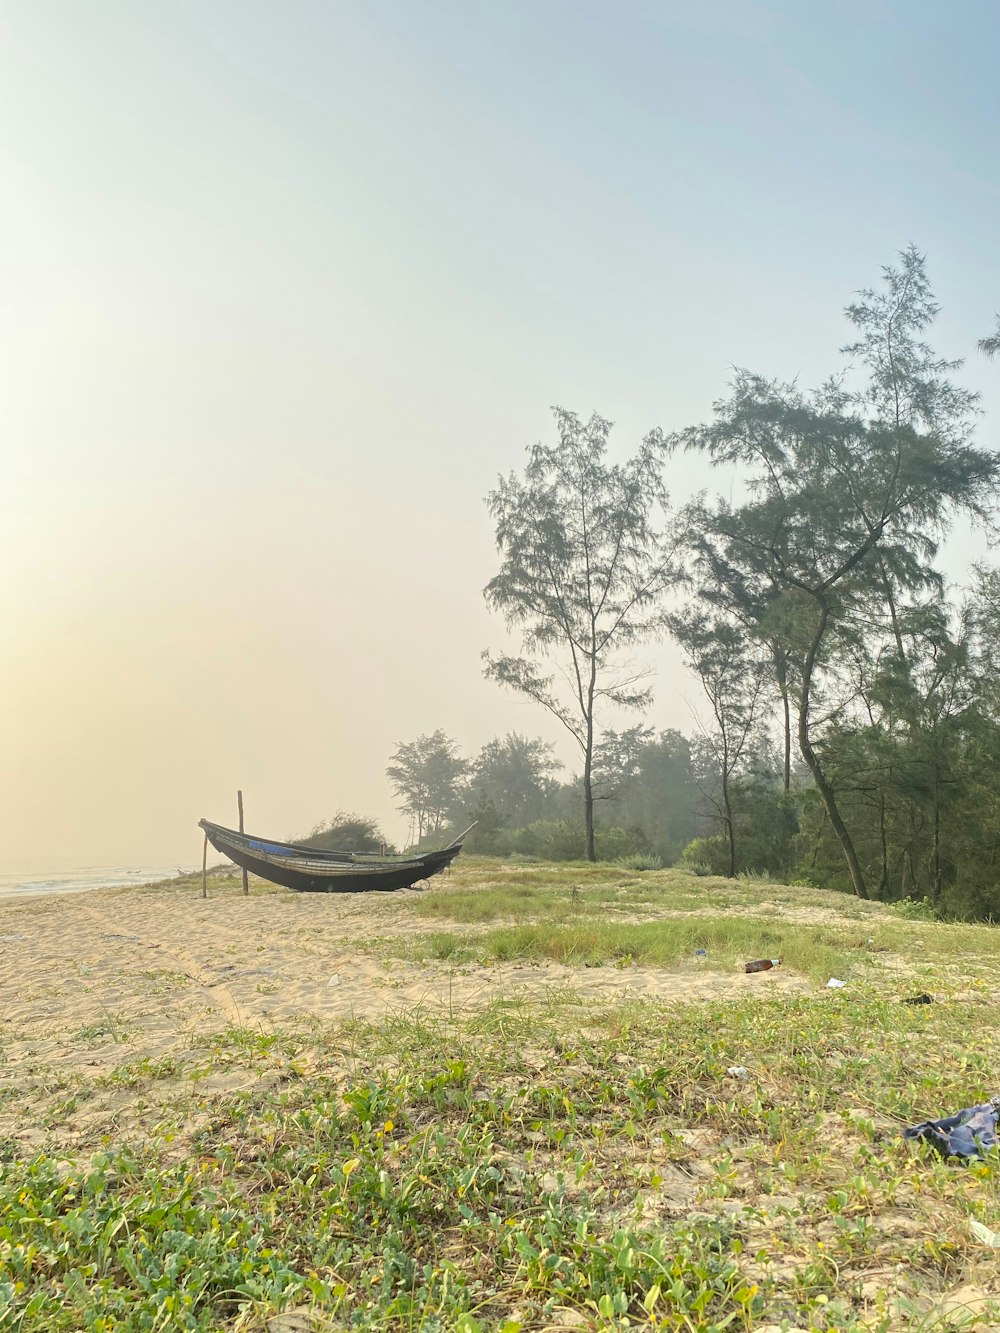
[4, 859, 1000, 1330]
[382, 917, 875, 982]
[413, 864, 746, 924]
[3, 991, 1000, 1330]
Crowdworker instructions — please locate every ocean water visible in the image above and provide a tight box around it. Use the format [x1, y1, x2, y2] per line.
[0, 865, 192, 901]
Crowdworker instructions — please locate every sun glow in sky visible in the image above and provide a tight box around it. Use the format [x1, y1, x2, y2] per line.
[1, 0, 997, 865]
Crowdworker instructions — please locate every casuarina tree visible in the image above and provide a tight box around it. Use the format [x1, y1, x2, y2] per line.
[980, 317, 1000, 359]
[669, 609, 770, 877]
[471, 733, 562, 827]
[674, 248, 998, 898]
[483, 408, 675, 860]
[386, 731, 469, 845]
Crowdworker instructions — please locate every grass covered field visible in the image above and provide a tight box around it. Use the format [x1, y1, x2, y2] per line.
[1, 858, 999, 1330]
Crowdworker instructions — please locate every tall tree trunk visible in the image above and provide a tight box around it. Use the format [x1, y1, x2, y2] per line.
[583, 655, 597, 861]
[721, 766, 736, 877]
[774, 647, 792, 793]
[798, 597, 870, 899]
[878, 791, 890, 899]
[932, 763, 942, 906]
[583, 753, 596, 861]
[879, 556, 906, 661]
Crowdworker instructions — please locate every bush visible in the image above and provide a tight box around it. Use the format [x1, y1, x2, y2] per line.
[476, 821, 656, 864]
[510, 821, 585, 860]
[616, 853, 663, 871]
[594, 825, 652, 861]
[678, 835, 730, 876]
[299, 812, 393, 855]
[890, 897, 939, 922]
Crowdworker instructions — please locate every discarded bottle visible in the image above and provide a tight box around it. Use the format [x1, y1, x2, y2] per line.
[744, 958, 781, 973]
[904, 993, 933, 1005]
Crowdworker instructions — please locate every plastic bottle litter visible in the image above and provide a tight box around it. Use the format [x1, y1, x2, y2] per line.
[826, 977, 846, 989]
[970, 1219, 1000, 1248]
[904, 993, 933, 1005]
[726, 1065, 750, 1079]
[744, 958, 781, 973]
[694, 948, 708, 958]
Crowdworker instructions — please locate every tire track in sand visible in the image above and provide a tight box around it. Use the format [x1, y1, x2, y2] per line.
[77, 898, 246, 1028]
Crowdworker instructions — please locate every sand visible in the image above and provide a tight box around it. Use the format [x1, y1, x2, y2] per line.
[0, 874, 837, 1157]
[0, 873, 813, 1151]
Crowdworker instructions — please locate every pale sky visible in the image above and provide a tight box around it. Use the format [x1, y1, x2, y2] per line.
[1, 0, 997, 866]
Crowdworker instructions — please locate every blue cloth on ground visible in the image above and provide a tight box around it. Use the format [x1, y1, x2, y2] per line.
[903, 1101, 999, 1159]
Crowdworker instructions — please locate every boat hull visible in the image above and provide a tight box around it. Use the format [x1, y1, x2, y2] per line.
[199, 819, 463, 893]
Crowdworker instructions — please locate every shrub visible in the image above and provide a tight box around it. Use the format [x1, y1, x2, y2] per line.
[594, 825, 652, 861]
[510, 821, 585, 860]
[890, 897, 939, 922]
[299, 812, 393, 854]
[678, 835, 729, 876]
[615, 853, 663, 871]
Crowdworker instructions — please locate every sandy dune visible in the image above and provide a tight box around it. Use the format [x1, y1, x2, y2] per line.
[0, 874, 809, 1135]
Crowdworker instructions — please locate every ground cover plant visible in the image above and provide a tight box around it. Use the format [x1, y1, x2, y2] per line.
[1, 862, 1000, 1330]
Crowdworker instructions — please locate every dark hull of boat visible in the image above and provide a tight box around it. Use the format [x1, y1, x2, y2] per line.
[199, 819, 464, 893]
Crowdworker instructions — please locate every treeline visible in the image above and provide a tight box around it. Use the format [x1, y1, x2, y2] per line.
[383, 726, 703, 865]
[379, 724, 813, 881]
[466, 249, 1000, 920]
[319, 250, 1000, 918]
[383, 624, 1000, 917]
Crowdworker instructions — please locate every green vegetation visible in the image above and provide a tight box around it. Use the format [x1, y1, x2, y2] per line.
[4, 986, 1000, 1329]
[298, 812, 394, 856]
[483, 408, 675, 862]
[4, 862, 1000, 1329]
[615, 853, 663, 872]
[379, 250, 1000, 920]
[385, 917, 861, 980]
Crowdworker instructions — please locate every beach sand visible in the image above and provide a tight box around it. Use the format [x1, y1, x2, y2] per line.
[0, 870, 818, 1154]
[7, 870, 999, 1329]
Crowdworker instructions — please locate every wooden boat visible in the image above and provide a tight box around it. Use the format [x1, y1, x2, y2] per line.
[198, 818, 475, 893]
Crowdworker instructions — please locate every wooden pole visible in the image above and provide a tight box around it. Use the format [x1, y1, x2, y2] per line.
[202, 832, 208, 899]
[238, 790, 249, 895]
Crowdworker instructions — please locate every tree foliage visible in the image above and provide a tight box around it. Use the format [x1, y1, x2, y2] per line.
[470, 732, 562, 828]
[386, 731, 469, 844]
[669, 610, 769, 876]
[483, 408, 675, 859]
[673, 247, 998, 897]
[980, 316, 1000, 359]
[299, 812, 391, 855]
[375, 251, 1000, 917]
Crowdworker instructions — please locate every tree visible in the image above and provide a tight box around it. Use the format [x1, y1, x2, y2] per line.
[299, 811, 392, 854]
[471, 732, 562, 828]
[675, 248, 997, 898]
[386, 731, 469, 844]
[483, 408, 675, 860]
[591, 724, 655, 801]
[980, 317, 1000, 359]
[798, 601, 977, 902]
[669, 611, 769, 876]
[621, 729, 700, 862]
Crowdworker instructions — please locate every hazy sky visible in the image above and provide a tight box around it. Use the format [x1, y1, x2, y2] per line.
[1, 0, 997, 866]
